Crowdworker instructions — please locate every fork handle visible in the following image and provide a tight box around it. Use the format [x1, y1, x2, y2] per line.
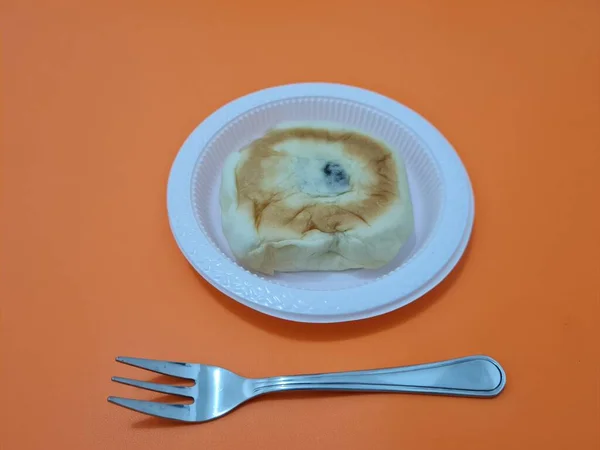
[252, 356, 505, 398]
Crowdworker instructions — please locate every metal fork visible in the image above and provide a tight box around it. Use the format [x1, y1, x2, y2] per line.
[108, 355, 506, 422]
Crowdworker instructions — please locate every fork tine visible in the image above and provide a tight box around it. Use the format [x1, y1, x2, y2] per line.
[115, 356, 196, 379]
[107, 397, 193, 421]
[112, 377, 194, 397]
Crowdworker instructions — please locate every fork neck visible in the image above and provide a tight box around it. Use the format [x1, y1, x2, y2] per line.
[251, 376, 319, 396]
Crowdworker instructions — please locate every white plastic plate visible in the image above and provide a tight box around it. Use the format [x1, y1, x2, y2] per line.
[167, 83, 474, 323]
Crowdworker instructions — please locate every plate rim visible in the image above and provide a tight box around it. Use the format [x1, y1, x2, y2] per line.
[167, 82, 474, 323]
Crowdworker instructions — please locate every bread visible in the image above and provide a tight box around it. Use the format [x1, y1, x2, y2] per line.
[219, 122, 414, 274]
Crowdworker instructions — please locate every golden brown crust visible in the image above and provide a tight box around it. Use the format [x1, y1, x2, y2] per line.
[235, 127, 399, 235]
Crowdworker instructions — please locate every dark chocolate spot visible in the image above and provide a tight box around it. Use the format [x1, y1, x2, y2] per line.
[323, 162, 349, 187]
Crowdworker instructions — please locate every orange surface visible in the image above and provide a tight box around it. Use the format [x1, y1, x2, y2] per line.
[1, 0, 599, 449]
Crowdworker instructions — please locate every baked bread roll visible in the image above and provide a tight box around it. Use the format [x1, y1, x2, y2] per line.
[219, 122, 414, 274]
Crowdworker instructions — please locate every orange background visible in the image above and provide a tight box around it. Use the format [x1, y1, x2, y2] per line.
[1, 0, 599, 449]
